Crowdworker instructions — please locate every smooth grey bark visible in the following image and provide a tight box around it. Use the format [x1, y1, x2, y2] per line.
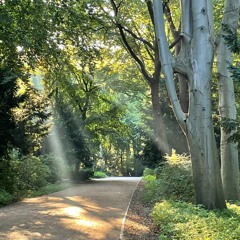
[216, 0, 240, 200]
[164, 4, 189, 113]
[153, 0, 226, 209]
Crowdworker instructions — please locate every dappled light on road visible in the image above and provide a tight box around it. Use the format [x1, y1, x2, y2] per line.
[64, 206, 86, 217]
[0, 177, 141, 240]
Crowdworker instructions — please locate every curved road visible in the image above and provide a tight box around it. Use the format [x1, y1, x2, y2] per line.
[0, 177, 141, 240]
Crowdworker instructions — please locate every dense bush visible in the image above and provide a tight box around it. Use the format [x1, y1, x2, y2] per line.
[93, 171, 108, 178]
[0, 189, 12, 206]
[143, 151, 240, 239]
[10, 156, 48, 199]
[40, 154, 69, 183]
[72, 168, 94, 181]
[79, 168, 94, 180]
[143, 174, 161, 205]
[156, 151, 194, 202]
[151, 200, 240, 239]
[143, 151, 194, 204]
[143, 168, 155, 176]
[0, 151, 48, 199]
[14, 155, 48, 190]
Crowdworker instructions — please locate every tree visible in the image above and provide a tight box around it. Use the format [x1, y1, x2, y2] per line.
[153, 0, 226, 209]
[216, 0, 240, 200]
[0, 0, 63, 156]
[12, 81, 51, 155]
[0, 66, 26, 157]
[94, 0, 171, 154]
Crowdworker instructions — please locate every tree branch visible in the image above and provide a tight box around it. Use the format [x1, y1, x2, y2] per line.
[164, 3, 179, 40]
[169, 35, 182, 49]
[110, 0, 153, 83]
[121, 26, 154, 50]
[145, 0, 155, 26]
[118, 25, 152, 82]
[153, 0, 186, 128]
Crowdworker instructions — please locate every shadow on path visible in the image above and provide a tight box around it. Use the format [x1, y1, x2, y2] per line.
[0, 177, 141, 240]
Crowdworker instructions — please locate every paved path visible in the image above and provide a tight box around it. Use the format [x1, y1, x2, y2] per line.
[0, 177, 141, 240]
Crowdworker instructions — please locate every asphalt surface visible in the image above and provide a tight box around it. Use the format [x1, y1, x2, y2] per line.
[0, 177, 141, 240]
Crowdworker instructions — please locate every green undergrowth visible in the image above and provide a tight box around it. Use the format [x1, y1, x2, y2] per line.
[152, 200, 240, 239]
[0, 182, 73, 207]
[27, 181, 73, 198]
[143, 150, 240, 239]
[143, 150, 194, 205]
[93, 171, 108, 178]
[0, 189, 13, 206]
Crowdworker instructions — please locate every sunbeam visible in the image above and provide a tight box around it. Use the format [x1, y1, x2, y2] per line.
[47, 124, 71, 181]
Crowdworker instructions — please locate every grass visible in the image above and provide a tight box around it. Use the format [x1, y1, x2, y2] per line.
[0, 181, 74, 207]
[27, 181, 74, 198]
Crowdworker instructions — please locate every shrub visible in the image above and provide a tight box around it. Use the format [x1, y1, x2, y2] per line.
[143, 177, 162, 205]
[151, 200, 240, 239]
[93, 171, 107, 178]
[72, 168, 94, 181]
[80, 168, 94, 180]
[40, 154, 69, 183]
[143, 168, 155, 177]
[12, 155, 48, 197]
[156, 150, 194, 202]
[0, 189, 12, 206]
[0, 152, 48, 199]
[143, 151, 194, 205]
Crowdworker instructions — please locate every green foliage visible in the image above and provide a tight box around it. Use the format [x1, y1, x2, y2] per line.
[0, 189, 13, 206]
[140, 138, 163, 168]
[0, 68, 51, 157]
[93, 171, 107, 178]
[143, 174, 162, 205]
[151, 200, 240, 239]
[223, 24, 240, 84]
[13, 84, 52, 155]
[220, 118, 240, 149]
[157, 151, 194, 202]
[72, 168, 94, 181]
[40, 154, 69, 183]
[28, 182, 72, 198]
[222, 24, 240, 54]
[143, 151, 194, 204]
[11, 156, 48, 197]
[143, 167, 155, 177]
[0, 151, 48, 198]
[0, 67, 27, 157]
[52, 99, 93, 174]
[80, 168, 94, 180]
[217, 27, 240, 148]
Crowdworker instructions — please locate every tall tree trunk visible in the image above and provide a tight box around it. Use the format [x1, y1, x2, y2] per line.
[175, 37, 189, 114]
[153, 0, 226, 209]
[187, 76, 225, 208]
[150, 79, 170, 155]
[178, 75, 188, 113]
[125, 145, 131, 176]
[216, 0, 240, 200]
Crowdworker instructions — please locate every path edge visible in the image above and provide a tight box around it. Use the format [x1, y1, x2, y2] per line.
[119, 177, 142, 240]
